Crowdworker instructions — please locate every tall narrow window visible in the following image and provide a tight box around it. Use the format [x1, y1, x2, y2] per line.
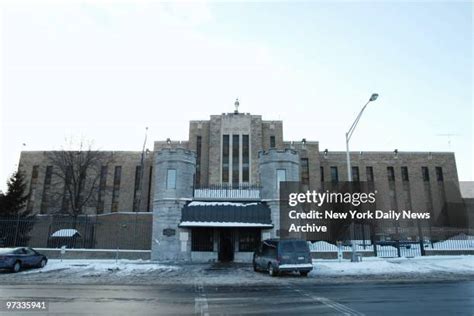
[330, 166, 338, 183]
[401, 166, 409, 182]
[26, 165, 39, 212]
[387, 166, 395, 182]
[301, 158, 309, 185]
[167, 169, 177, 189]
[147, 166, 153, 212]
[366, 166, 374, 182]
[111, 166, 122, 212]
[97, 166, 108, 213]
[196, 136, 202, 187]
[40, 166, 53, 214]
[277, 169, 286, 190]
[232, 134, 240, 186]
[133, 165, 141, 212]
[270, 136, 276, 148]
[422, 167, 430, 182]
[61, 166, 72, 212]
[320, 166, 325, 182]
[242, 135, 250, 183]
[435, 167, 444, 182]
[352, 166, 360, 182]
[222, 134, 229, 184]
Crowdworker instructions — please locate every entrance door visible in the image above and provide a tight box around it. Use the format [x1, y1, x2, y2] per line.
[218, 229, 234, 262]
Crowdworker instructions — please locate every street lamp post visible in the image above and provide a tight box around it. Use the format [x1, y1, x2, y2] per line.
[345, 93, 379, 262]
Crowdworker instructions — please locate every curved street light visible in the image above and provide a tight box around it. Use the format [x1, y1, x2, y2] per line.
[345, 93, 379, 262]
[345, 93, 379, 181]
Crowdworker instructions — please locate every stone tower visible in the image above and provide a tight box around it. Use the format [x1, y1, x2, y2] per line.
[151, 147, 196, 261]
[259, 148, 300, 238]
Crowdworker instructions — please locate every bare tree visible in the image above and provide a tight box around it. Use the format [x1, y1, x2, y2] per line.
[46, 140, 114, 220]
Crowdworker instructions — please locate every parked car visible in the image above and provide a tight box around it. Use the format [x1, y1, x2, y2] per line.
[0, 247, 48, 273]
[253, 239, 313, 277]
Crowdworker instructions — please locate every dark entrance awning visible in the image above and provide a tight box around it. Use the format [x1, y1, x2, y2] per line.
[179, 201, 273, 228]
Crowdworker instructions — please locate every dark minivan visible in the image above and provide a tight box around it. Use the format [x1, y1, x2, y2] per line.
[253, 239, 313, 276]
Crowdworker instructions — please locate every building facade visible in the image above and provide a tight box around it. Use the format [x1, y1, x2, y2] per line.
[18, 106, 460, 261]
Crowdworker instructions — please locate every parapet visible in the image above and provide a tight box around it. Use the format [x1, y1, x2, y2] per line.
[155, 147, 196, 165]
[258, 148, 300, 165]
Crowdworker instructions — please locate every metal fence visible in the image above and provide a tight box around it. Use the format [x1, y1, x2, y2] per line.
[0, 214, 152, 250]
[194, 184, 262, 200]
[309, 236, 474, 258]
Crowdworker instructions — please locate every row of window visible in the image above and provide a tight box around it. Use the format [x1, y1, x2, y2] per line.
[28, 162, 446, 213]
[320, 166, 444, 183]
[32, 164, 153, 214]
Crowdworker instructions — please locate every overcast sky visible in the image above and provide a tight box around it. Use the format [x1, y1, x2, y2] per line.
[0, 0, 472, 191]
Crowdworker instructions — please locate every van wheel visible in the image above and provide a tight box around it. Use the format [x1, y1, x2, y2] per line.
[12, 261, 21, 273]
[268, 263, 277, 277]
[300, 271, 309, 277]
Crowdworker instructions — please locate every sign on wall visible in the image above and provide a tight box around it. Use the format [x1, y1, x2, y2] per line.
[163, 228, 176, 237]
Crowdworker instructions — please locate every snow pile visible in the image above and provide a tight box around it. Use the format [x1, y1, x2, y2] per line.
[51, 229, 80, 237]
[312, 255, 474, 276]
[22, 259, 179, 276]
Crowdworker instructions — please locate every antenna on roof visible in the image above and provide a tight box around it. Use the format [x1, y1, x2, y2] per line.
[436, 133, 458, 150]
[135, 127, 148, 212]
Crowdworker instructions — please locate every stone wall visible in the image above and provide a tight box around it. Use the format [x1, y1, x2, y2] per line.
[151, 147, 196, 261]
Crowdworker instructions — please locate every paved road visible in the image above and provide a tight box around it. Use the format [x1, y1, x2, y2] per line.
[0, 281, 472, 315]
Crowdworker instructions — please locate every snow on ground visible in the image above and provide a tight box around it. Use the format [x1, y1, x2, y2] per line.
[312, 255, 474, 276]
[29, 256, 474, 278]
[21, 259, 179, 276]
[3, 256, 472, 285]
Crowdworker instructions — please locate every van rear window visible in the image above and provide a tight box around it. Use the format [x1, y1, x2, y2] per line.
[280, 241, 308, 252]
[294, 241, 309, 252]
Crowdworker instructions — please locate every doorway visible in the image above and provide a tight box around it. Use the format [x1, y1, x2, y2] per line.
[218, 229, 234, 262]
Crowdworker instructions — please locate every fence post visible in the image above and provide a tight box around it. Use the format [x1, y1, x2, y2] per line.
[419, 239, 425, 256]
[13, 214, 20, 247]
[83, 215, 88, 248]
[115, 222, 120, 264]
[417, 218, 425, 256]
[396, 240, 401, 257]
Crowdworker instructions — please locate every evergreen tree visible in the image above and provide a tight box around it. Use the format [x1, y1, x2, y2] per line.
[0, 170, 34, 247]
[0, 170, 30, 217]
[0, 191, 5, 214]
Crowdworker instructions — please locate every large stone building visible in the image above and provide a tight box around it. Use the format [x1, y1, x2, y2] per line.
[18, 104, 461, 261]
